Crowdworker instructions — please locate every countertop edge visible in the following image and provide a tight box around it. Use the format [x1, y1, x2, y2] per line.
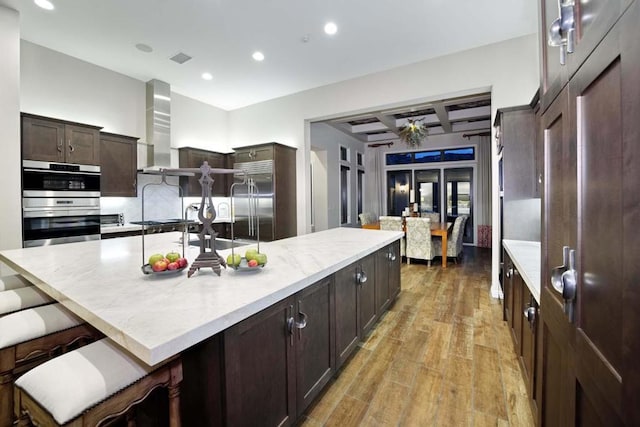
[503, 239, 541, 305]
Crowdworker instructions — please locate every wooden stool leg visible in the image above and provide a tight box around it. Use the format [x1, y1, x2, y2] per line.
[126, 409, 136, 427]
[168, 360, 183, 427]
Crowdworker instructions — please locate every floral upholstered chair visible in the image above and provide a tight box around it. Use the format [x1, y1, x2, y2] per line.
[358, 212, 377, 226]
[420, 212, 440, 224]
[405, 217, 436, 266]
[433, 215, 468, 263]
[378, 216, 405, 257]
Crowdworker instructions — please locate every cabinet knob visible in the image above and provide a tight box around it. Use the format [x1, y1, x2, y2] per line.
[523, 305, 537, 329]
[356, 270, 367, 285]
[387, 251, 396, 261]
[506, 268, 513, 278]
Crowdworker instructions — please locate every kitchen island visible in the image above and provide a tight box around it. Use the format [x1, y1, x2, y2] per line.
[1, 227, 403, 425]
[0, 227, 402, 365]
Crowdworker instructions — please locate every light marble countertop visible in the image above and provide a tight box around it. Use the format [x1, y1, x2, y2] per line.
[0, 228, 402, 366]
[502, 239, 541, 304]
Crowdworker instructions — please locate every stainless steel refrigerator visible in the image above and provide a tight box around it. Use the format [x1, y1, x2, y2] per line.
[232, 160, 275, 241]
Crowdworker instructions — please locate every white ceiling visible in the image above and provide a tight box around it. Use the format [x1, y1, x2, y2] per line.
[1, 0, 537, 111]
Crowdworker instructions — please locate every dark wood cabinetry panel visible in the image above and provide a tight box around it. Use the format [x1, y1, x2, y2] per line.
[538, 3, 640, 424]
[358, 253, 377, 339]
[22, 116, 65, 163]
[178, 147, 228, 197]
[538, 0, 569, 110]
[22, 114, 101, 165]
[100, 132, 138, 197]
[375, 247, 391, 314]
[334, 260, 359, 370]
[502, 251, 514, 325]
[233, 145, 274, 163]
[295, 277, 335, 416]
[224, 296, 296, 427]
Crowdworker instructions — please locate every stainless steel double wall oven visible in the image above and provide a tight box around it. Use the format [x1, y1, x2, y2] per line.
[22, 160, 101, 247]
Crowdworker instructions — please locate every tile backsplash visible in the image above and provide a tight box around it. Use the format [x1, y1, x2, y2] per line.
[101, 173, 228, 223]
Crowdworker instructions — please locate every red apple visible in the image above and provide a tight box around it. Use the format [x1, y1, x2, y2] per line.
[177, 257, 188, 268]
[167, 262, 179, 270]
[247, 259, 259, 267]
[152, 260, 168, 272]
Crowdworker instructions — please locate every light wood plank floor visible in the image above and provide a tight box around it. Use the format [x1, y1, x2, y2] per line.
[301, 248, 534, 427]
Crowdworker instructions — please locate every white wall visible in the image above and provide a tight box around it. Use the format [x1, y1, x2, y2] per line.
[171, 92, 230, 152]
[310, 150, 328, 232]
[228, 33, 540, 296]
[0, 6, 21, 257]
[310, 123, 365, 229]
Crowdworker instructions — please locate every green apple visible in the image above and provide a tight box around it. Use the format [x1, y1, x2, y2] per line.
[148, 253, 164, 265]
[254, 253, 267, 266]
[244, 249, 259, 261]
[226, 253, 242, 267]
[165, 251, 180, 263]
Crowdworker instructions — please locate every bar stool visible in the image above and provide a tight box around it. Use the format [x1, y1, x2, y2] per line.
[14, 338, 183, 427]
[0, 274, 33, 291]
[0, 303, 102, 426]
[0, 287, 53, 317]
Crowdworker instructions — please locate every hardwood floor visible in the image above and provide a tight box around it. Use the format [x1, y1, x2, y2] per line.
[301, 248, 534, 427]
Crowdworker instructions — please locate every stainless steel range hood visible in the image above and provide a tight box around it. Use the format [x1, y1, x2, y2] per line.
[142, 79, 172, 172]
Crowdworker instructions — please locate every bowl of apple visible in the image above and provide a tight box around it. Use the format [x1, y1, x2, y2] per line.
[141, 252, 188, 275]
[227, 249, 267, 272]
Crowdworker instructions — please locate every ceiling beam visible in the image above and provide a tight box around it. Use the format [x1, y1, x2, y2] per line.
[374, 113, 400, 135]
[325, 122, 369, 142]
[433, 102, 452, 133]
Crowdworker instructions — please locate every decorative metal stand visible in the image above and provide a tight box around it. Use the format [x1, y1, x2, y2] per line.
[187, 161, 226, 277]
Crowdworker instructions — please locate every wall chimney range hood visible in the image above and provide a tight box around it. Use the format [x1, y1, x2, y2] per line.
[142, 79, 173, 173]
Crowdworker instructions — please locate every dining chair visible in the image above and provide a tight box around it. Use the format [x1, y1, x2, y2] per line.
[405, 217, 436, 266]
[433, 214, 468, 263]
[379, 216, 405, 257]
[420, 212, 440, 224]
[358, 212, 377, 226]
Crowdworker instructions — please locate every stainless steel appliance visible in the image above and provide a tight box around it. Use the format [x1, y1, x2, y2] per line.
[22, 160, 101, 247]
[232, 160, 274, 241]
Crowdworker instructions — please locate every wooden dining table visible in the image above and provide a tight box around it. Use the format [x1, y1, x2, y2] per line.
[362, 219, 453, 268]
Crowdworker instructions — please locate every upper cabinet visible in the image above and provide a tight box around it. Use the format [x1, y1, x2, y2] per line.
[22, 113, 101, 165]
[178, 147, 228, 197]
[539, 0, 632, 110]
[100, 132, 138, 197]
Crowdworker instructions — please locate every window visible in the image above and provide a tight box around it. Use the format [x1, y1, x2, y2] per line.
[340, 146, 348, 162]
[340, 165, 350, 224]
[385, 147, 475, 165]
[357, 152, 363, 166]
[414, 150, 442, 163]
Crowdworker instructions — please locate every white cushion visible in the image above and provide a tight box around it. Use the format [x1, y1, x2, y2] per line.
[15, 338, 153, 425]
[0, 287, 53, 316]
[0, 303, 83, 349]
[0, 274, 32, 291]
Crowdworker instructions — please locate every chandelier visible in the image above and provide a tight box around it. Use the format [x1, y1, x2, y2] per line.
[399, 119, 428, 146]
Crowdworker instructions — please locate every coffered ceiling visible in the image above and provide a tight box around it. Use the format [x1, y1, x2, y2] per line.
[324, 93, 492, 144]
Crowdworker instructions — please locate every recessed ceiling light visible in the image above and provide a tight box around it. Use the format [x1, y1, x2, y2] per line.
[324, 22, 338, 35]
[202, 72, 213, 81]
[135, 43, 153, 53]
[34, 0, 54, 10]
[252, 51, 265, 62]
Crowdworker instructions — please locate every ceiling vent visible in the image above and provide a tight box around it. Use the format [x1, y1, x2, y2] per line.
[169, 52, 192, 64]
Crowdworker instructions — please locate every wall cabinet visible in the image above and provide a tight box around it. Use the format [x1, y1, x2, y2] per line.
[100, 132, 138, 197]
[178, 147, 228, 197]
[22, 113, 101, 165]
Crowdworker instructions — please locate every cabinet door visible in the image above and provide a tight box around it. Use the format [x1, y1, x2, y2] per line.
[502, 250, 514, 325]
[334, 261, 359, 369]
[539, 0, 569, 109]
[388, 241, 401, 301]
[512, 269, 523, 355]
[358, 253, 377, 338]
[295, 277, 334, 416]
[224, 296, 296, 427]
[65, 124, 100, 165]
[520, 288, 536, 393]
[234, 145, 274, 163]
[100, 133, 137, 197]
[179, 148, 227, 197]
[22, 116, 65, 162]
[375, 247, 391, 314]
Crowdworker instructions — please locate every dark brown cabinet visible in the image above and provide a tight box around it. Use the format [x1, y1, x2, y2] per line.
[22, 114, 101, 165]
[100, 132, 138, 197]
[358, 254, 377, 339]
[178, 147, 228, 197]
[231, 143, 297, 241]
[223, 296, 296, 427]
[375, 241, 401, 316]
[538, 2, 640, 424]
[334, 260, 360, 369]
[295, 277, 335, 416]
[223, 277, 335, 425]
